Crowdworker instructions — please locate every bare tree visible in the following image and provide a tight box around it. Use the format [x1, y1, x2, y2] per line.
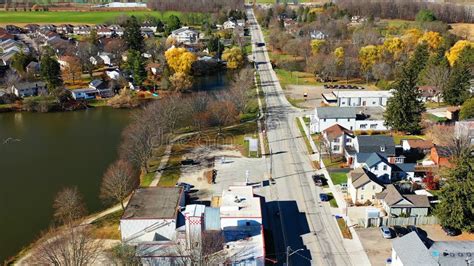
[100, 160, 138, 211]
[53, 186, 87, 225]
[427, 124, 472, 159]
[168, 231, 227, 266]
[107, 243, 141, 266]
[30, 226, 103, 265]
[119, 121, 155, 173]
[207, 100, 239, 133]
[3, 69, 19, 93]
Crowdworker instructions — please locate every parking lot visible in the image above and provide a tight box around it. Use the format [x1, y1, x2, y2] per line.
[356, 224, 474, 266]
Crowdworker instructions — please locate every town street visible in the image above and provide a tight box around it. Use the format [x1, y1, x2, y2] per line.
[247, 7, 365, 266]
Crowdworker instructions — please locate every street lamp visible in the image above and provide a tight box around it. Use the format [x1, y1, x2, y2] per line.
[286, 246, 304, 266]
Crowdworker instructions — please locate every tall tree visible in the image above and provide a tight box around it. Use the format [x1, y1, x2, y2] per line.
[443, 48, 473, 106]
[384, 44, 428, 134]
[460, 97, 474, 120]
[127, 50, 147, 88]
[40, 50, 62, 92]
[124, 16, 144, 52]
[88, 28, 99, 46]
[222, 47, 244, 69]
[11, 51, 34, 75]
[435, 151, 474, 232]
[165, 15, 181, 35]
[100, 160, 138, 211]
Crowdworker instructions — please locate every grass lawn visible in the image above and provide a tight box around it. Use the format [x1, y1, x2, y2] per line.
[0, 103, 13, 110]
[322, 156, 345, 169]
[90, 209, 123, 240]
[392, 134, 425, 145]
[87, 99, 108, 107]
[296, 118, 313, 154]
[275, 69, 319, 87]
[329, 171, 347, 185]
[158, 144, 187, 187]
[425, 102, 450, 109]
[426, 113, 448, 123]
[287, 96, 306, 108]
[328, 193, 339, 208]
[0, 10, 184, 25]
[336, 217, 353, 239]
[140, 172, 155, 187]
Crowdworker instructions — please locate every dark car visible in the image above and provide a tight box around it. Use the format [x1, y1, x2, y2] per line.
[176, 182, 194, 192]
[255, 42, 265, 47]
[442, 226, 461, 236]
[312, 174, 325, 186]
[319, 193, 329, 202]
[393, 225, 408, 237]
[407, 225, 419, 234]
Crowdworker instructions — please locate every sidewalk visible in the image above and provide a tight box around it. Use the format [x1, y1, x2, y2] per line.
[299, 117, 371, 266]
[150, 144, 172, 186]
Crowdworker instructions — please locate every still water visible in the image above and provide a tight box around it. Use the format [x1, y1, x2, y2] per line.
[0, 108, 131, 262]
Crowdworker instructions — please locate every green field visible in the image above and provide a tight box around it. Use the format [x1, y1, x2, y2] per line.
[0, 10, 183, 24]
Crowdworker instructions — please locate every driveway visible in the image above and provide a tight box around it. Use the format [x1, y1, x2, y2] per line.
[355, 227, 392, 266]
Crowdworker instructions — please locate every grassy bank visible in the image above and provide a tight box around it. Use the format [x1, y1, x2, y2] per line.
[0, 10, 183, 24]
[329, 171, 347, 185]
[296, 118, 313, 154]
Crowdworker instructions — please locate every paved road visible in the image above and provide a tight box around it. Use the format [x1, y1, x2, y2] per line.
[247, 7, 359, 266]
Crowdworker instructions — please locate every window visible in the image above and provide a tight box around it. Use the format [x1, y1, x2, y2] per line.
[341, 101, 346, 105]
[323, 118, 326, 122]
[372, 101, 376, 105]
[372, 195, 375, 200]
[374, 165, 378, 171]
[333, 137, 340, 143]
[335, 118, 338, 122]
[361, 185, 365, 191]
[347, 118, 350, 122]
[380, 146, 385, 152]
[372, 185, 376, 190]
[360, 124, 367, 129]
[370, 124, 377, 129]
[360, 194, 364, 199]
[333, 145, 340, 151]
[383, 165, 387, 171]
[246, 221, 250, 226]
[346, 138, 352, 143]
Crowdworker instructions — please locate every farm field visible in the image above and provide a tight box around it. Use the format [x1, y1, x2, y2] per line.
[0, 10, 182, 25]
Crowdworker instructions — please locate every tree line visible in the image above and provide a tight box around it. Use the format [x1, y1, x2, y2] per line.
[147, 0, 244, 13]
[337, 0, 474, 23]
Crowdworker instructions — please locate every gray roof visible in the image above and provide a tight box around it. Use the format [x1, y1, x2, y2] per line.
[356, 135, 395, 155]
[377, 184, 430, 208]
[204, 207, 221, 230]
[392, 232, 437, 266]
[428, 241, 474, 266]
[13, 81, 46, 90]
[392, 163, 416, 173]
[71, 88, 98, 94]
[348, 168, 384, 189]
[364, 153, 387, 168]
[316, 107, 356, 119]
[122, 187, 183, 219]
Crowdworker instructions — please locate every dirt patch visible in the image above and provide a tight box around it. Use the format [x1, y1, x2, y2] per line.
[418, 224, 474, 241]
[450, 23, 474, 41]
[355, 227, 392, 266]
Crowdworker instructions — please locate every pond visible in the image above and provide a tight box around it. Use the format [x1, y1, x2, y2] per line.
[0, 108, 131, 262]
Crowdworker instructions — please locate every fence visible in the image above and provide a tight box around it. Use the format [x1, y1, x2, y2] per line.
[361, 216, 439, 227]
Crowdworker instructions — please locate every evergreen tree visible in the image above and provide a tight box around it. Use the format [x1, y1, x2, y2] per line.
[384, 44, 427, 134]
[11, 51, 34, 74]
[165, 15, 181, 36]
[40, 50, 62, 92]
[460, 97, 474, 120]
[435, 151, 474, 232]
[207, 35, 223, 56]
[160, 65, 171, 90]
[123, 16, 144, 52]
[88, 29, 99, 46]
[127, 50, 147, 88]
[443, 48, 473, 106]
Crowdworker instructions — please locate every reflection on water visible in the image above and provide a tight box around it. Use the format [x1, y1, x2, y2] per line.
[0, 108, 131, 262]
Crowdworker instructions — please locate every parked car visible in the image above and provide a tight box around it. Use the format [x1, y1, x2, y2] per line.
[319, 193, 329, 202]
[442, 226, 461, 236]
[255, 42, 265, 47]
[312, 174, 325, 186]
[407, 225, 419, 234]
[380, 226, 392, 239]
[393, 225, 408, 237]
[176, 182, 194, 192]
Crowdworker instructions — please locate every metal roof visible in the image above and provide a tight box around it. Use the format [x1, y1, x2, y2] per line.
[204, 207, 221, 230]
[392, 232, 437, 266]
[122, 187, 183, 219]
[316, 107, 357, 119]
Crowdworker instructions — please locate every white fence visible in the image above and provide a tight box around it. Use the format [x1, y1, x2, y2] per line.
[361, 216, 439, 227]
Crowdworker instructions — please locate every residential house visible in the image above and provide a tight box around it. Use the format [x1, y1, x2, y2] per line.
[402, 139, 434, 154]
[97, 28, 114, 38]
[70, 88, 98, 100]
[335, 90, 392, 107]
[26, 61, 40, 75]
[0, 50, 16, 66]
[106, 69, 121, 80]
[89, 79, 113, 98]
[446, 106, 460, 121]
[108, 24, 124, 36]
[362, 153, 393, 183]
[310, 30, 327, 40]
[346, 135, 396, 167]
[10, 81, 47, 97]
[56, 24, 73, 35]
[89, 56, 103, 66]
[430, 145, 452, 167]
[24, 24, 40, 33]
[391, 232, 474, 266]
[39, 24, 56, 33]
[322, 124, 354, 155]
[98, 52, 113, 66]
[140, 27, 154, 38]
[454, 119, 474, 146]
[73, 25, 91, 35]
[418, 85, 441, 103]
[223, 19, 237, 29]
[120, 187, 185, 244]
[309, 106, 388, 134]
[170, 27, 199, 45]
[347, 168, 385, 204]
[141, 21, 158, 33]
[375, 184, 430, 217]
